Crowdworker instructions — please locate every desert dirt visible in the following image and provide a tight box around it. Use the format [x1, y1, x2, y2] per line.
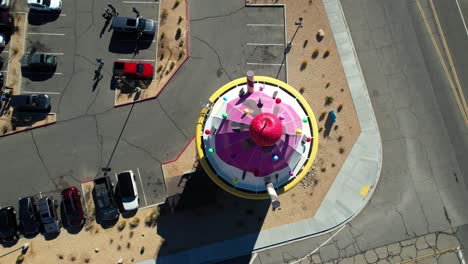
[0, 14, 57, 137]
[114, 0, 189, 106]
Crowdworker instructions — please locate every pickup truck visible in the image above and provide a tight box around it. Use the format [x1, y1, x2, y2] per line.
[113, 61, 154, 79]
[93, 176, 119, 222]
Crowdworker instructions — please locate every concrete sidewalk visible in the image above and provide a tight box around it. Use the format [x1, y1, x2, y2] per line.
[141, 0, 382, 262]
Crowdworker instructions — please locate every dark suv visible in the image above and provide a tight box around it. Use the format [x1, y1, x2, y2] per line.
[18, 197, 40, 236]
[93, 176, 119, 222]
[10, 94, 51, 111]
[0, 12, 13, 32]
[0, 207, 19, 242]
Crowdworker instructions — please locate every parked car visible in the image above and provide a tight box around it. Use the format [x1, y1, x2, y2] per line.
[0, 0, 10, 9]
[0, 12, 13, 32]
[27, 0, 62, 12]
[113, 61, 154, 79]
[94, 176, 119, 222]
[111, 16, 156, 35]
[10, 94, 51, 111]
[117, 170, 139, 211]
[0, 206, 19, 242]
[0, 33, 5, 48]
[18, 197, 40, 236]
[21, 53, 57, 69]
[61, 187, 84, 228]
[38, 196, 61, 234]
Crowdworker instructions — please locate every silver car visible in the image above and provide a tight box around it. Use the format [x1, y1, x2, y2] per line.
[38, 197, 61, 234]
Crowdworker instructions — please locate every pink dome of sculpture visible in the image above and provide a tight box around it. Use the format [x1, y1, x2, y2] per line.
[249, 113, 283, 147]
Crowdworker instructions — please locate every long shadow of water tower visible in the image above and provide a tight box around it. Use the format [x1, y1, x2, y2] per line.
[155, 163, 270, 263]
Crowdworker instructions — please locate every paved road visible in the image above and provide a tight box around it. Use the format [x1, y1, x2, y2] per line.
[243, 0, 468, 263]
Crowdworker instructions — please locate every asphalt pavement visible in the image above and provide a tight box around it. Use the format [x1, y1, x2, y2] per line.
[244, 0, 468, 263]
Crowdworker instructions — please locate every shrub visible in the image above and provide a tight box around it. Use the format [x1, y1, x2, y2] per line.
[117, 245, 121, 251]
[334, 125, 339, 131]
[145, 208, 160, 227]
[160, 32, 165, 40]
[312, 49, 319, 59]
[178, 16, 183, 25]
[300, 60, 307, 71]
[117, 220, 126, 231]
[337, 136, 343, 142]
[16, 255, 24, 263]
[318, 127, 323, 132]
[129, 217, 140, 228]
[319, 112, 326, 121]
[84, 257, 90, 263]
[157, 65, 163, 73]
[129, 231, 134, 238]
[341, 88, 344, 92]
[303, 39, 308, 48]
[160, 52, 164, 60]
[127, 242, 131, 249]
[331, 163, 336, 167]
[169, 61, 176, 70]
[323, 50, 330, 58]
[339, 147, 345, 154]
[179, 39, 184, 47]
[299, 87, 305, 94]
[70, 255, 76, 262]
[325, 96, 334, 106]
[321, 168, 326, 172]
[325, 82, 330, 88]
[173, 0, 180, 9]
[161, 9, 168, 22]
[178, 50, 185, 60]
[175, 28, 182, 40]
[337, 104, 343, 112]
[57, 254, 64, 260]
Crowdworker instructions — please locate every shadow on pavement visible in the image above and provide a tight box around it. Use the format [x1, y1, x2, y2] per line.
[155, 164, 270, 259]
[11, 109, 50, 129]
[108, 32, 153, 54]
[28, 11, 60, 25]
[21, 68, 56, 81]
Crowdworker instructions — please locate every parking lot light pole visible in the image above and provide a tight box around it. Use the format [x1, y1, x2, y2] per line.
[286, 17, 303, 52]
[276, 17, 303, 79]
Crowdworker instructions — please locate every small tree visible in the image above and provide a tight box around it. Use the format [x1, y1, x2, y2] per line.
[325, 96, 334, 106]
[161, 9, 168, 23]
[178, 16, 183, 25]
[175, 28, 182, 40]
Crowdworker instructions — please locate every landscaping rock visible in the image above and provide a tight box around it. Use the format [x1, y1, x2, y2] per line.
[438, 252, 460, 264]
[415, 236, 429, 250]
[400, 238, 416, 246]
[375, 246, 388, 259]
[354, 254, 366, 264]
[400, 245, 416, 260]
[338, 257, 353, 264]
[388, 255, 402, 264]
[437, 233, 460, 251]
[425, 233, 436, 247]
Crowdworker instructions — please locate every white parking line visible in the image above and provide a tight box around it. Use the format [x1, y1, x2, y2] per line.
[122, 1, 157, 3]
[136, 168, 148, 206]
[24, 52, 64, 55]
[118, 39, 157, 43]
[21, 91, 61, 95]
[247, 62, 284, 66]
[246, 43, 284, 46]
[246, 24, 284, 27]
[0, 70, 7, 73]
[1, 51, 8, 53]
[117, 58, 156, 62]
[28, 32, 66, 36]
[455, 0, 468, 36]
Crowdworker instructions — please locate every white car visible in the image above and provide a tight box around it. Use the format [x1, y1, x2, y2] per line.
[0, 34, 5, 48]
[117, 170, 139, 211]
[27, 0, 62, 12]
[0, 0, 10, 9]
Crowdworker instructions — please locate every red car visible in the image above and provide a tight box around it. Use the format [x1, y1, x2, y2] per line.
[113, 61, 154, 79]
[61, 187, 84, 228]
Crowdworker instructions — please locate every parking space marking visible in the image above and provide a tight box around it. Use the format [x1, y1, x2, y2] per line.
[1, 51, 8, 53]
[24, 52, 64, 55]
[122, 1, 157, 3]
[247, 62, 284, 66]
[456, 0, 468, 35]
[21, 91, 61, 95]
[246, 24, 284, 27]
[117, 58, 156, 62]
[28, 32, 66, 36]
[136, 168, 148, 206]
[246, 43, 284, 46]
[118, 39, 157, 43]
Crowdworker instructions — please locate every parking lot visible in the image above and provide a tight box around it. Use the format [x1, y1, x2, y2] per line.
[0, 0, 286, 236]
[0, 0, 162, 217]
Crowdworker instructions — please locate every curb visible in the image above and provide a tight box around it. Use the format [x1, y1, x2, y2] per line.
[114, 0, 191, 108]
[161, 136, 195, 165]
[0, 113, 57, 138]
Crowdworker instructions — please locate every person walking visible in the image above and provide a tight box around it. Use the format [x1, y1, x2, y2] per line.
[107, 3, 118, 16]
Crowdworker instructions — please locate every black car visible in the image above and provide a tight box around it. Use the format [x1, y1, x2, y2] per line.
[10, 94, 51, 111]
[0, 12, 13, 32]
[21, 53, 57, 69]
[18, 197, 40, 236]
[0, 207, 19, 242]
[93, 176, 119, 222]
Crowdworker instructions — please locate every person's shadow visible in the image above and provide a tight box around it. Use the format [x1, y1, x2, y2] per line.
[92, 65, 104, 92]
[100, 18, 111, 38]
